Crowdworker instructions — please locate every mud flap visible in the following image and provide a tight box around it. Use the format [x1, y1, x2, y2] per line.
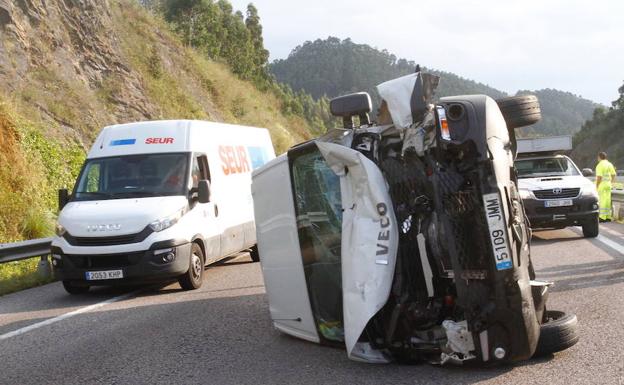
[316, 142, 399, 362]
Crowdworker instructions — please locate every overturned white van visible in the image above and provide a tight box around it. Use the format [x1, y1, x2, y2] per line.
[51, 120, 275, 294]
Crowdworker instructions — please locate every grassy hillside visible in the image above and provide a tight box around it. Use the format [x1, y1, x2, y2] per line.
[0, 0, 317, 294]
[0, 0, 317, 243]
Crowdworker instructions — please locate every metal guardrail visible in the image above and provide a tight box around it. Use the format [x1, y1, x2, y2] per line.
[612, 191, 624, 221]
[0, 237, 53, 277]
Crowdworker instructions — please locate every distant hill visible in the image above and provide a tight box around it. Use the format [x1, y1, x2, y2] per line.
[516, 89, 598, 137]
[571, 85, 624, 169]
[270, 37, 598, 136]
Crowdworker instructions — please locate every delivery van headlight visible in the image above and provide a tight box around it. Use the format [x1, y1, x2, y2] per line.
[518, 188, 533, 200]
[55, 223, 66, 237]
[149, 208, 186, 232]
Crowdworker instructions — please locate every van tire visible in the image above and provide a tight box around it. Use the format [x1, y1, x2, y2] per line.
[496, 95, 541, 129]
[178, 242, 204, 290]
[249, 245, 260, 263]
[533, 310, 579, 357]
[62, 280, 90, 295]
[582, 215, 599, 238]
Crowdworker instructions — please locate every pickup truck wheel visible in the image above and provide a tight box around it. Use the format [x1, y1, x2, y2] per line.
[582, 215, 599, 238]
[533, 310, 579, 357]
[62, 280, 90, 295]
[496, 95, 542, 129]
[178, 242, 204, 290]
[249, 245, 260, 263]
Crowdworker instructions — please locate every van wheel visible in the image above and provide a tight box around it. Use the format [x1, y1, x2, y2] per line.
[582, 215, 599, 238]
[62, 280, 90, 295]
[533, 310, 579, 357]
[178, 243, 204, 290]
[496, 95, 542, 129]
[249, 245, 260, 263]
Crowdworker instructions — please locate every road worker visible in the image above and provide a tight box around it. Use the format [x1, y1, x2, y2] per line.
[595, 152, 617, 222]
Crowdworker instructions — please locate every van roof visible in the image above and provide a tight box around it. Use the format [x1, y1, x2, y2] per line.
[88, 120, 270, 159]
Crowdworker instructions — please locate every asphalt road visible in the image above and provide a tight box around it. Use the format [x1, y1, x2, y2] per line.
[2, 224, 624, 385]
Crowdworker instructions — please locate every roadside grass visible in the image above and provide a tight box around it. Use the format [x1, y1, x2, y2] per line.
[113, 1, 311, 154]
[0, 260, 54, 296]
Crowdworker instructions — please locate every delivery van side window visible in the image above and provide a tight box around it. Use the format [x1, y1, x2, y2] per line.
[290, 145, 344, 343]
[191, 154, 210, 189]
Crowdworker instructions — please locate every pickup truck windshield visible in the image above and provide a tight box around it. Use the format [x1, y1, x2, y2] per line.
[73, 153, 189, 201]
[515, 157, 580, 179]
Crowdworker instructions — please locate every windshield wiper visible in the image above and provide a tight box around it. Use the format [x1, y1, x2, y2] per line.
[115, 191, 161, 198]
[75, 191, 113, 198]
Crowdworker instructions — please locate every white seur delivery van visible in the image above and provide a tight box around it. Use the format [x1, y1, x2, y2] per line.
[51, 120, 275, 294]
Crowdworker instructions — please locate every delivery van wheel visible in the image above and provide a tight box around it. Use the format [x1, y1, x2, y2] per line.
[62, 280, 90, 295]
[495, 95, 542, 129]
[249, 245, 260, 263]
[178, 242, 204, 290]
[533, 310, 579, 357]
[582, 215, 599, 238]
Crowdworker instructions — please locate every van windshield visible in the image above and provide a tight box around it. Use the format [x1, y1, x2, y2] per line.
[515, 157, 580, 179]
[73, 153, 189, 201]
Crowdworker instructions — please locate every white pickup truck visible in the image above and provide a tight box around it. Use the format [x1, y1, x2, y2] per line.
[515, 136, 599, 237]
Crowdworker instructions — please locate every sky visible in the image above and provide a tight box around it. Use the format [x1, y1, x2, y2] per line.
[229, 0, 623, 105]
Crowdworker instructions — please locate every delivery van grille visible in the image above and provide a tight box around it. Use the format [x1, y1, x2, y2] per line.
[65, 252, 145, 268]
[533, 188, 580, 199]
[63, 227, 153, 246]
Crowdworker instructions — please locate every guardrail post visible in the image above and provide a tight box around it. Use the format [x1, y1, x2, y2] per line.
[37, 255, 52, 278]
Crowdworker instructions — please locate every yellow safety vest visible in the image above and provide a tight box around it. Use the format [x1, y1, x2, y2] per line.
[596, 159, 616, 188]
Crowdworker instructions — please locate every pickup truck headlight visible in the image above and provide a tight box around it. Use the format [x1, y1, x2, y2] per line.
[149, 207, 186, 232]
[55, 223, 66, 237]
[581, 185, 598, 198]
[518, 188, 533, 200]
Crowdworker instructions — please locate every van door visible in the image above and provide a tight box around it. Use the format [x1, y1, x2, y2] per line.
[189, 153, 221, 263]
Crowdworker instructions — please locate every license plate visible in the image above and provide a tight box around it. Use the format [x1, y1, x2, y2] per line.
[545, 199, 573, 208]
[482, 193, 513, 271]
[85, 270, 123, 280]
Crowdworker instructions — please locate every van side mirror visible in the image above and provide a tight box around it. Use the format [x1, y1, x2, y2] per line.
[198, 180, 211, 203]
[581, 168, 594, 177]
[58, 189, 69, 210]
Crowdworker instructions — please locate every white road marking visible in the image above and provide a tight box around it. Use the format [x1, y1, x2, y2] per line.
[601, 226, 623, 238]
[595, 234, 624, 256]
[0, 291, 139, 341]
[569, 227, 624, 257]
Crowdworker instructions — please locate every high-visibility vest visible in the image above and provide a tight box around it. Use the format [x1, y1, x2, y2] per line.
[596, 159, 616, 187]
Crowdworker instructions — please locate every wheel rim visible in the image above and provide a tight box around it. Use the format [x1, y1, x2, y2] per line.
[191, 252, 202, 282]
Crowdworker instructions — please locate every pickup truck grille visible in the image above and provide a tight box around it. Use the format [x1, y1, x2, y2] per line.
[533, 188, 580, 200]
[63, 227, 153, 247]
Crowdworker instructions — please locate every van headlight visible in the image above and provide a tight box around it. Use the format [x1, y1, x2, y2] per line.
[518, 188, 533, 200]
[55, 223, 66, 237]
[149, 207, 186, 232]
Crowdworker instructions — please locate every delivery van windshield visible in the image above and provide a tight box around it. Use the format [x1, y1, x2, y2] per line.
[73, 152, 190, 201]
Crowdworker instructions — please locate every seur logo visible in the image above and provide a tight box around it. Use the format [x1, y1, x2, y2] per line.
[145, 137, 174, 144]
[219, 145, 251, 175]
